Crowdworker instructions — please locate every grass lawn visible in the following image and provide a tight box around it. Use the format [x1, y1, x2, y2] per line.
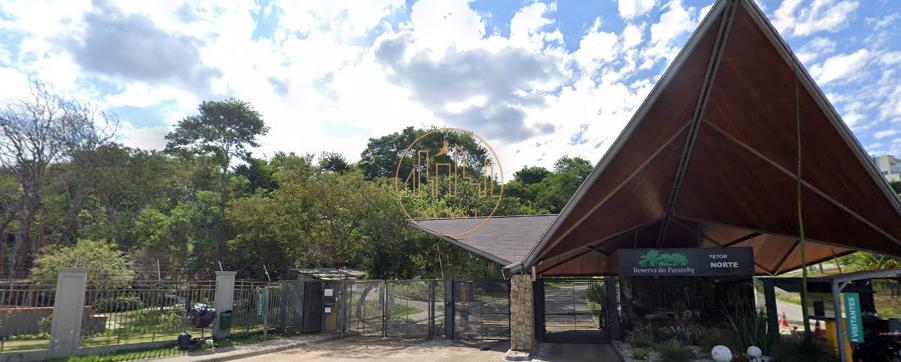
[390, 306, 421, 318]
[58, 331, 288, 362]
[1, 307, 269, 353]
[775, 292, 901, 319]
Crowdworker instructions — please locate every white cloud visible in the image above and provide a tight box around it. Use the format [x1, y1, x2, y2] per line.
[510, 2, 563, 52]
[1, 0, 896, 178]
[796, 37, 836, 64]
[618, 0, 657, 20]
[622, 23, 643, 49]
[643, 0, 698, 65]
[875, 129, 898, 139]
[809, 49, 869, 85]
[118, 121, 168, 150]
[573, 19, 620, 71]
[773, 0, 859, 37]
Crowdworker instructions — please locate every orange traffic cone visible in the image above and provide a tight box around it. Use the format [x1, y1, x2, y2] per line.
[814, 320, 824, 337]
[779, 312, 790, 329]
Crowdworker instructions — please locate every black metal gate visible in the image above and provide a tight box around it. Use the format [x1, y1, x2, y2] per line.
[385, 280, 436, 338]
[537, 278, 611, 343]
[345, 280, 384, 336]
[450, 280, 510, 340]
[342, 279, 508, 340]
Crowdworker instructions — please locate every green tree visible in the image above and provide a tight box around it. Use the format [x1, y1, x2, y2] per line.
[31, 239, 134, 287]
[164, 99, 269, 254]
[318, 152, 350, 174]
[235, 157, 278, 194]
[514, 166, 550, 185]
[359, 127, 488, 180]
[535, 156, 593, 212]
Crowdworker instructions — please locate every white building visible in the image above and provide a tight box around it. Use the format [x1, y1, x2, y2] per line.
[873, 154, 901, 182]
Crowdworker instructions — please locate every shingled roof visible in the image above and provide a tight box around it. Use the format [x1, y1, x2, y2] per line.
[408, 215, 557, 265]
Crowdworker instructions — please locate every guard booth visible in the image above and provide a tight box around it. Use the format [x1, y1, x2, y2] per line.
[289, 268, 365, 335]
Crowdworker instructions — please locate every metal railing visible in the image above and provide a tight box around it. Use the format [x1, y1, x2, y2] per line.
[0, 284, 56, 352]
[79, 282, 217, 347]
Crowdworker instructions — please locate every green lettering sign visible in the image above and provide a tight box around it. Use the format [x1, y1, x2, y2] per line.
[637, 250, 689, 267]
[843, 292, 864, 343]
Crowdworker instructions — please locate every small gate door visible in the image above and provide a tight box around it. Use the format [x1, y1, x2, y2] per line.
[302, 281, 323, 333]
[540, 278, 610, 343]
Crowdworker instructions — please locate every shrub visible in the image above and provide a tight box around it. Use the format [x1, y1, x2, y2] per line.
[94, 295, 145, 313]
[31, 239, 135, 288]
[659, 324, 702, 345]
[626, 323, 657, 349]
[771, 335, 838, 362]
[699, 328, 731, 356]
[654, 338, 696, 362]
[631, 347, 650, 360]
[722, 304, 778, 354]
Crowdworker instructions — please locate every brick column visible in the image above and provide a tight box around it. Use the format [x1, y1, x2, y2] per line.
[509, 273, 534, 351]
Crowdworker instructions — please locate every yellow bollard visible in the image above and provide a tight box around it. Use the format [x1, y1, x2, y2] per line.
[824, 320, 853, 362]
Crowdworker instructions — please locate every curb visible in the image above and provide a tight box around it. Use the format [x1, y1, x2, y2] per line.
[156, 334, 342, 362]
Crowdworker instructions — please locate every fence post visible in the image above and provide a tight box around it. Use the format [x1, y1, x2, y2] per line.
[428, 280, 435, 338]
[213, 271, 237, 339]
[49, 267, 88, 359]
[444, 280, 454, 339]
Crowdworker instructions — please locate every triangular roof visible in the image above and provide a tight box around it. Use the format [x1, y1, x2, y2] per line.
[409, 215, 557, 265]
[511, 0, 901, 276]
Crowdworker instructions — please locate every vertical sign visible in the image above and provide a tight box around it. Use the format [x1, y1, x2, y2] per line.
[257, 289, 266, 321]
[843, 292, 864, 343]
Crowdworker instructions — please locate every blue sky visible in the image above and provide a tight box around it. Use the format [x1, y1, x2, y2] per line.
[0, 0, 898, 177]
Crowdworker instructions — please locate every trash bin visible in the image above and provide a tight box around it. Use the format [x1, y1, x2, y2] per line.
[219, 310, 233, 330]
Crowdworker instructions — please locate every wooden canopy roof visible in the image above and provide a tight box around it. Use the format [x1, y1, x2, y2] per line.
[511, 0, 901, 277]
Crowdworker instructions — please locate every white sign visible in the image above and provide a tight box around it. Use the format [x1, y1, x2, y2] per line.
[324, 289, 333, 297]
[324, 307, 332, 313]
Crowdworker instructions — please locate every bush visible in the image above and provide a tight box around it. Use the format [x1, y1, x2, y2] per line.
[631, 347, 650, 360]
[771, 335, 838, 362]
[699, 328, 731, 356]
[654, 338, 696, 362]
[722, 304, 778, 354]
[659, 324, 702, 345]
[31, 239, 135, 288]
[94, 295, 145, 313]
[626, 323, 657, 349]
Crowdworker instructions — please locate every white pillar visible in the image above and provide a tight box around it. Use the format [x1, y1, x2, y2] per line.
[213, 271, 237, 338]
[49, 267, 88, 358]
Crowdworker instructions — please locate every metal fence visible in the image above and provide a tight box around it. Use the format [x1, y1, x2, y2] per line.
[451, 280, 510, 340]
[0, 282, 56, 352]
[344, 279, 508, 340]
[345, 280, 384, 337]
[0, 276, 510, 358]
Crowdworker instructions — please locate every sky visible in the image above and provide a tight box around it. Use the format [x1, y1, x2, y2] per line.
[0, 0, 898, 179]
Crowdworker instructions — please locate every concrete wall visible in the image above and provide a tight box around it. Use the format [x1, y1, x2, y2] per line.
[0, 307, 105, 337]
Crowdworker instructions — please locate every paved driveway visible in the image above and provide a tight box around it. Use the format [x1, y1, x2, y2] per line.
[239, 337, 509, 362]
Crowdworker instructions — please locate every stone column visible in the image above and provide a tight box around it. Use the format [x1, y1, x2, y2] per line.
[509, 273, 534, 352]
[49, 267, 88, 358]
[213, 271, 237, 338]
